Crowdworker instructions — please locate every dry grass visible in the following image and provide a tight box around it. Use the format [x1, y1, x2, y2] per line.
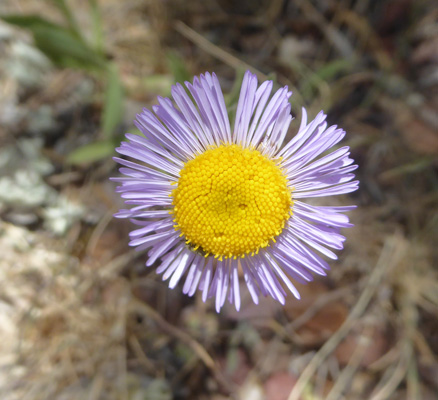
[0, 0, 437, 399]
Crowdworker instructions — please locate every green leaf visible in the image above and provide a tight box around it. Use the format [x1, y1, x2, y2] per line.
[224, 68, 245, 108]
[0, 14, 59, 30]
[142, 74, 174, 97]
[380, 157, 434, 180]
[48, 0, 82, 40]
[101, 63, 124, 138]
[300, 58, 353, 99]
[314, 58, 353, 81]
[224, 68, 246, 125]
[34, 26, 106, 70]
[67, 140, 117, 165]
[0, 14, 106, 70]
[89, 0, 105, 56]
[167, 51, 191, 85]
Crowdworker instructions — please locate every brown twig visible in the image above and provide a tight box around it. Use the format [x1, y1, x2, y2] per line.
[129, 298, 238, 396]
[326, 323, 375, 400]
[287, 233, 407, 400]
[174, 20, 269, 82]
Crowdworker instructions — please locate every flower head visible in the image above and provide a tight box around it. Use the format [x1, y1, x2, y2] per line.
[112, 71, 358, 312]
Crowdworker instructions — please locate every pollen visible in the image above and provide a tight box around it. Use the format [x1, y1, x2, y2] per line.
[171, 144, 292, 258]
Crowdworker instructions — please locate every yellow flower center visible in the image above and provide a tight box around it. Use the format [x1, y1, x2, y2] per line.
[171, 144, 292, 259]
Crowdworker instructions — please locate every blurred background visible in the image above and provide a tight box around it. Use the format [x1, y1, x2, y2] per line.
[0, 0, 437, 399]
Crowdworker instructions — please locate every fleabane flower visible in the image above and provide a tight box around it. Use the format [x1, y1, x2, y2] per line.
[112, 71, 358, 312]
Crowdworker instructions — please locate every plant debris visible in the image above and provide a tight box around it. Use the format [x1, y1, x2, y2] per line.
[0, 0, 437, 399]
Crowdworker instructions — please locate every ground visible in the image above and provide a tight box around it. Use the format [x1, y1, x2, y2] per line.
[0, 0, 437, 399]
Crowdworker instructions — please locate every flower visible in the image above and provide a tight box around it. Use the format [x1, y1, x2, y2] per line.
[112, 71, 358, 312]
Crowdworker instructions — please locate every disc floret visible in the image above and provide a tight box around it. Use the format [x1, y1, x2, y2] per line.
[172, 144, 292, 259]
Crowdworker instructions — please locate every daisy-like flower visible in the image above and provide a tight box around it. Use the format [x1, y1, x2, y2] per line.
[112, 71, 358, 312]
